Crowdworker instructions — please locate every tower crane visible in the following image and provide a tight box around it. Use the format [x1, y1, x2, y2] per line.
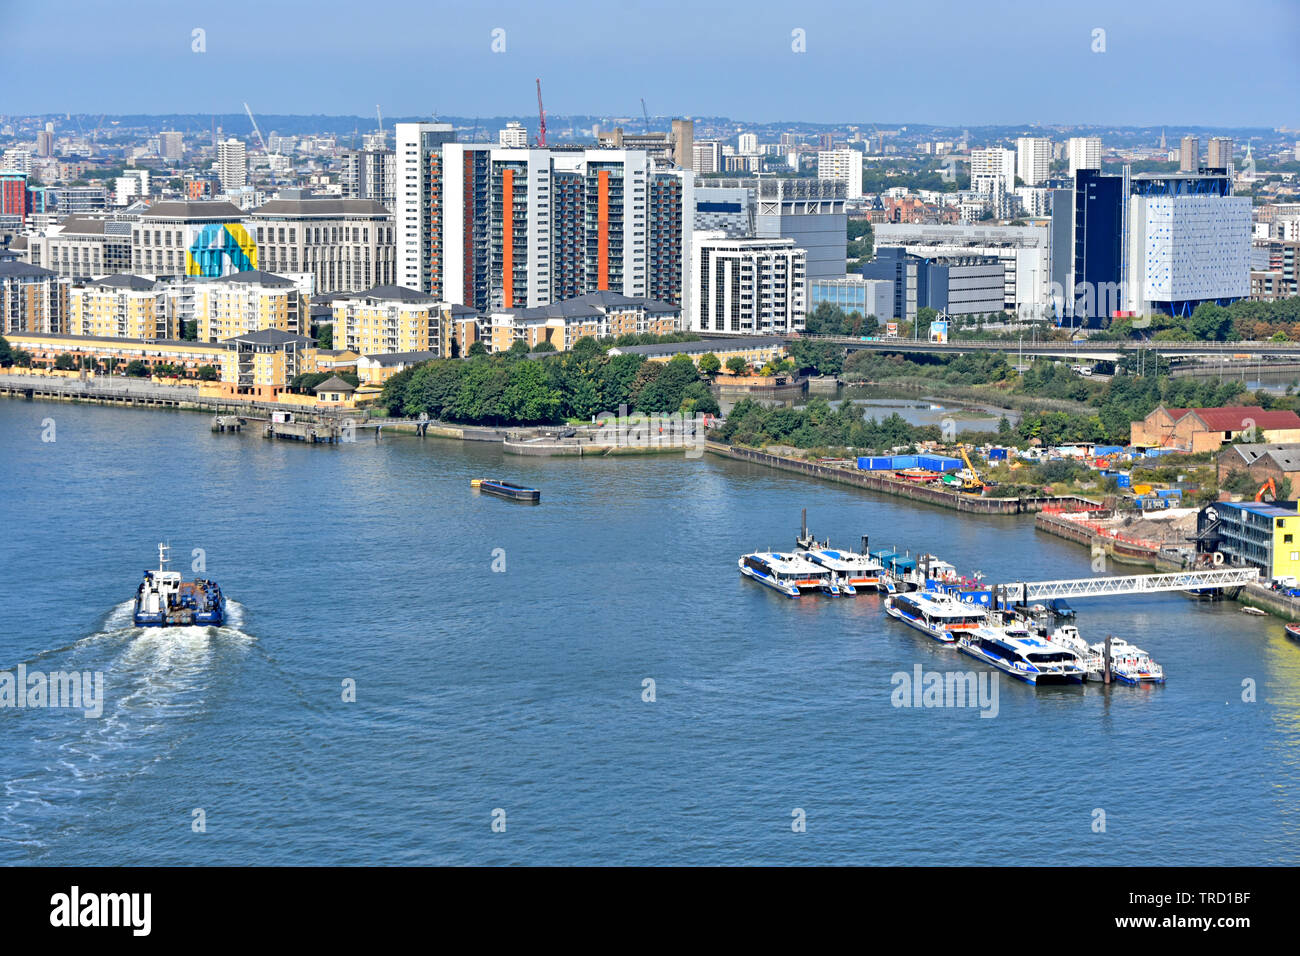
[243, 102, 270, 154]
[535, 78, 547, 147]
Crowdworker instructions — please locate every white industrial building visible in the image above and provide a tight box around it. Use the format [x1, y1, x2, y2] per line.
[1126, 190, 1251, 314]
[872, 222, 1052, 318]
[690, 232, 806, 334]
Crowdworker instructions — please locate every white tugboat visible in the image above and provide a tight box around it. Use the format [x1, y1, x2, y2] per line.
[132, 543, 226, 627]
[1091, 637, 1165, 684]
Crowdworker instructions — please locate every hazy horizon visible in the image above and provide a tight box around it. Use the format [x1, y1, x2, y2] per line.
[3, 0, 1297, 128]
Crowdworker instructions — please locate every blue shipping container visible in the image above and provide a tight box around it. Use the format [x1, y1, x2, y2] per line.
[892, 456, 919, 469]
[988, 448, 1008, 461]
[918, 455, 962, 472]
[857, 456, 896, 471]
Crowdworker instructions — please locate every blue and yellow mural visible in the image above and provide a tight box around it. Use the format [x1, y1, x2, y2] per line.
[185, 223, 259, 277]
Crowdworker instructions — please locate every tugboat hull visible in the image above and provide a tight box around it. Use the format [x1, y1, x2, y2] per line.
[473, 478, 541, 502]
[132, 544, 226, 627]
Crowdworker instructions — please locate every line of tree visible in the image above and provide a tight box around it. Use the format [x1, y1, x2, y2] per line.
[1094, 298, 1300, 342]
[717, 396, 940, 450]
[381, 338, 719, 425]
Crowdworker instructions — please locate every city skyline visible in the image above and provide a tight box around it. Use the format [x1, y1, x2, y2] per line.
[4, 0, 1298, 127]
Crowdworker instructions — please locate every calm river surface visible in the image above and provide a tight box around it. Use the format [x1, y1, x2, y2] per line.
[1, 400, 1297, 865]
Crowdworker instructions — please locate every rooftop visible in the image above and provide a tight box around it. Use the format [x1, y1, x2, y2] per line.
[252, 198, 391, 218]
[138, 200, 244, 220]
[1168, 406, 1300, 431]
[0, 261, 59, 279]
[84, 274, 158, 291]
[610, 335, 788, 357]
[313, 375, 357, 393]
[339, 284, 435, 303]
[361, 350, 439, 366]
[223, 328, 313, 347]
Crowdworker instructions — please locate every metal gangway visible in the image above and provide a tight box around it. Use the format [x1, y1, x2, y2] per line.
[999, 568, 1259, 604]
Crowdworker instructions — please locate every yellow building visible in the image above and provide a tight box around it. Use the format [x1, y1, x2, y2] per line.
[0, 330, 226, 375]
[440, 303, 481, 358]
[70, 275, 174, 339]
[1204, 501, 1300, 582]
[333, 285, 440, 357]
[219, 328, 315, 401]
[193, 270, 306, 343]
[486, 292, 684, 354]
[1, 261, 70, 334]
[356, 350, 439, 386]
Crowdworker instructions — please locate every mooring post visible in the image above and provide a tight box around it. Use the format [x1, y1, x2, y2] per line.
[1104, 634, 1113, 684]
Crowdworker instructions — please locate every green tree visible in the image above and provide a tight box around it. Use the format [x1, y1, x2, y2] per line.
[0, 335, 11, 367]
[725, 356, 748, 375]
[125, 360, 149, 377]
[467, 341, 489, 357]
[315, 323, 334, 349]
[197, 364, 218, 381]
[697, 352, 721, 375]
[501, 360, 562, 423]
[54, 353, 76, 370]
[531, 340, 557, 352]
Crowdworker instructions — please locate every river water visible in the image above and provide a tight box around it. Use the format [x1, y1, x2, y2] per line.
[1, 400, 1296, 865]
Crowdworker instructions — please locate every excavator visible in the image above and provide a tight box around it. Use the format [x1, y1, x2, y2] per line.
[1255, 478, 1278, 502]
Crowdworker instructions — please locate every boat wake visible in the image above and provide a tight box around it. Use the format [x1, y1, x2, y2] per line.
[0, 599, 256, 862]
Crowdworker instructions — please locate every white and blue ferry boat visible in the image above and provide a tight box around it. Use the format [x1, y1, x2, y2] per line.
[801, 546, 883, 594]
[957, 623, 1086, 685]
[133, 543, 226, 627]
[883, 591, 987, 642]
[739, 552, 842, 598]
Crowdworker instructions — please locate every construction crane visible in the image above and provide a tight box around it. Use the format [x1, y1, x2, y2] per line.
[641, 98, 650, 133]
[535, 78, 547, 147]
[243, 102, 270, 154]
[376, 104, 383, 143]
[1256, 478, 1278, 502]
[958, 446, 988, 493]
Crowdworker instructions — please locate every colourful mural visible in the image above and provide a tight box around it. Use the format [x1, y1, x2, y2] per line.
[185, 222, 259, 277]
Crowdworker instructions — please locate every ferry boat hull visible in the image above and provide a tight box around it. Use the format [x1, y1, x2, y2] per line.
[738, 559, 801, 598]
[884, 597, 957, 642]
[957, 639, 1084, 685]
[883, 593, 985, 643]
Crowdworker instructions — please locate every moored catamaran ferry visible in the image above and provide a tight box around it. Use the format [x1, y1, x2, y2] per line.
[883, 591, 988, 642]
[133, 543, 226, 627]
[956, 621, 1086, 685]
[801, 546, 884, 593]
[739, 552, 843, 597]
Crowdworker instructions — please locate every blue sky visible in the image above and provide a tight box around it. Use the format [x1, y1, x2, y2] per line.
[3, 0, 1297, 127]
